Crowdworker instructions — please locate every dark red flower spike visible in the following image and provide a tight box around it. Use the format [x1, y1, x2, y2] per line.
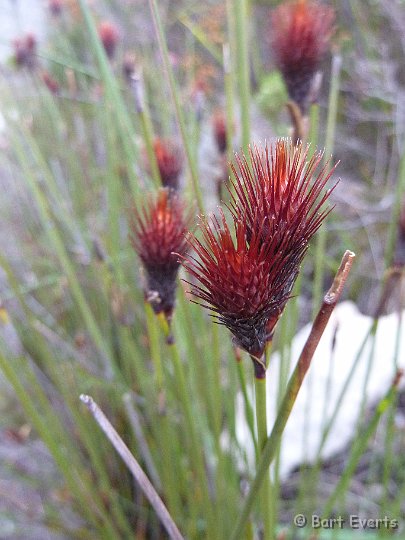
[182, 139, 336, 377]
[130, 189, 190, 321]
[183, 211, 290, 375]
[228, 139, 337, 338]
[153, 138, 182, 190]
[212, 111, 228, 155]
[98, 21, 119, 59]
[13, 34, 36, 69]
[271, 0, 335, 114]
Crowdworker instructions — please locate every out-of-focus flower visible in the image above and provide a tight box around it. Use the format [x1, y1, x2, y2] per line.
[13, 34, 36, 69]
[41, 71, 60, 95]
[98, 21, 119, 59]
[182, 139, 336, 376]
[122, 52, 137, 82]
[130, 189, 190, 319]
[48, 0, 63, 16]
[152, 138, 183, 190]
[212, 111, 228, 155]
[270, 0, 335, 114]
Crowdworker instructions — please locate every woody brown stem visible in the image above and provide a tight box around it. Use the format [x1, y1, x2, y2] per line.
[231, 250, 355, 540]
[80, 395, 184, 540]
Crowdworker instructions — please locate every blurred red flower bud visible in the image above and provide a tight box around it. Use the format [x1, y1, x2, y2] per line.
[13, 34, 36, 69]
[98, 21, 120, 59]
[130, 189, 191, 319]
[270, 0, 335, 113]
[41, 71, 60, 95]
[212, 111, 228, 154]
[152, 138, 183, 190]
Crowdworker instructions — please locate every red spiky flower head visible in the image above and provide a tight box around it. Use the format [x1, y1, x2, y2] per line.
[98, 21, 120, 59]
[271, 0, 335, 114]
[183, 212, 292, 376]
[183, 139, 336, 377]
[130, 189, 190, 319]
[152, 138, 183, 190]
[229, 139, 336, 336]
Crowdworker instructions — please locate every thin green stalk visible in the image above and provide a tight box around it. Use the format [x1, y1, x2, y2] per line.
[323, 54, 342, 162]
[225, 2, 237, 164]
[254, 375, 273, 540]
[145, 303, 164, 388]
[144, 304, 183, 522]
[312, 54, 342, 314]
[176, 292, 212, 437]
[104, 106, 125, 285]
[9, 130, 114, 376]
[315, 319, 378, 459]
[234, 0, 251, 152]
[0, 353, 117, 539]
[384, 150, 405, 267]
[380, 309, 402, 517]
[224, 42, 236, 167]
[178, 15, 223, 64]
[148, 0, 204, 212]
[168, 339, 217, 540]
[130, 74, 162, 188]
[77, 0, 142, 199]
[308, 103, 319, 149]
[235, 356, 258, 457]
[231, 251, 354, 539]
[314, 375, 401, 537]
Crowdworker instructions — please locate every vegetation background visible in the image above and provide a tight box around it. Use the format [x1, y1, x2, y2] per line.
[0, 0, 404, 538]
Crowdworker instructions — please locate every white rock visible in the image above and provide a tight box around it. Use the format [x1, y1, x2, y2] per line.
[236, 301, 405, 479]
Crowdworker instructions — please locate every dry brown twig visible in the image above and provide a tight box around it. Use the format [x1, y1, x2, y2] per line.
[80, 394, 184, 540]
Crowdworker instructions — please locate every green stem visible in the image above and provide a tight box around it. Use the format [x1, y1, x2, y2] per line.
[384, 150, 405, 267]
[148, 0, 204, 212]
[231, 252, 354, 539]
[236, 357, 258, 457]
[254, 375, 273, 540]
[9, 130, 114, 375]
[0, 353, 117, 538]
[323, 54, 342, 161]
[77, 0, 142, 199]
[168, 340, 217, 539]
[316, 378, 400, 535]
[308, 103, 319, 149]
[144, 304, 183, 522]
[234, 0, 250, 153]
[312, 54, 342, 315]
